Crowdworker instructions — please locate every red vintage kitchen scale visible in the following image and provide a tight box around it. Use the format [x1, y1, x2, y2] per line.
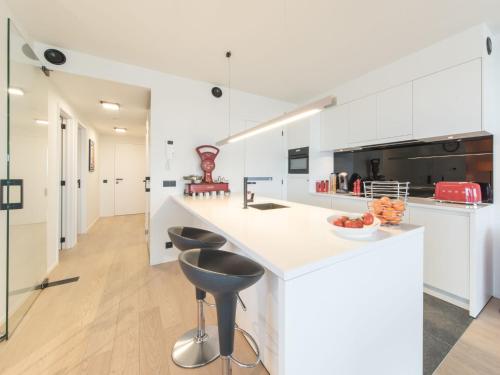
[184, 145, 230, 195]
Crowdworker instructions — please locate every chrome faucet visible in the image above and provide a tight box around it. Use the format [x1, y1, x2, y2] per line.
[243, 177, 272, 209]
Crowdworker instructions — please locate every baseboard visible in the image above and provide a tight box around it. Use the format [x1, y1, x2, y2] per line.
[424, 284, 469, 310]
[86, 216, 99, 232]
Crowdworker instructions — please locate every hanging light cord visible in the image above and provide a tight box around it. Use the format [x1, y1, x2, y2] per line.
[226, 50, 232, 137]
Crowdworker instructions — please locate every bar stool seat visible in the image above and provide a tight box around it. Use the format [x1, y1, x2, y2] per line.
[168, 226, 227, 369]
[179, 249, 265, 375]
[168, 226, 226, 251]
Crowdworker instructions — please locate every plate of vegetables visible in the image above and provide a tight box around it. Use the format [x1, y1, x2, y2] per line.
[327, 212, 380, 239]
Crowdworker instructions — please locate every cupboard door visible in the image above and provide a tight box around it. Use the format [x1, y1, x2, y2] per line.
[413, 59, 482, 139]
[287, 119, 310, 149]
[348, 95, 377, 144]
[331, 197, 368, 214]
[410, 207, 469, 299]
[377, 83, 413, 139]
[319, 104, 349, 151]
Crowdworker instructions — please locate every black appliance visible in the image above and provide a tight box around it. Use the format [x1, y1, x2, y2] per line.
[334, 136, 493, 202]
[288, 147, 309, 174]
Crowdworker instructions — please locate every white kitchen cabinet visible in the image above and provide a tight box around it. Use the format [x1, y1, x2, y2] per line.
[348, 96, 377, 144]
[331, 197, 368, 214]
[413, 59, 482, 139]
[319, 104, 349, 151]
[286, 176, 309, 204]
[287, 119, 310, 149]
[410, 207, 469, 300]
[377, 82, 413, 140]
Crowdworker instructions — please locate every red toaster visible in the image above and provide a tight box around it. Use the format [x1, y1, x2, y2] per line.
[434, 182, 482, 204]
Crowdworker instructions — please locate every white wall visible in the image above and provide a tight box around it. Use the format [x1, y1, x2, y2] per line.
[31, 42, 293, 267]
[99, 134, 145, 217]
[47, 83, 100, 266]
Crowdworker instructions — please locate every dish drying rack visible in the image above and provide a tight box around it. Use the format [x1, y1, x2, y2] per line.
[363, 181, 410, 226]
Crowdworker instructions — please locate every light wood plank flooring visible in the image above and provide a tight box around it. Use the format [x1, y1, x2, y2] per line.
[436, 298, 500, 374]
[0, 214, 267, 375]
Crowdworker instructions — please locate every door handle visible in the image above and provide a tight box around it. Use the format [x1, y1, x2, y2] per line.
[116, 178, 124, 184]
[144, 176, 150, 192]
[0, 179, 24, 210]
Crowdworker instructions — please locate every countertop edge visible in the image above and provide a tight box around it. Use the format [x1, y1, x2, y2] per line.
[309, 191, 490, 213]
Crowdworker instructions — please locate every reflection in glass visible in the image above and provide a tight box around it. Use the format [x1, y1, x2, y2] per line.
[1, 20, 48, 338]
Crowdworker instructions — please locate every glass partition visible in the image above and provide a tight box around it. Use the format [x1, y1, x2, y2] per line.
[2, 19, 48, 338]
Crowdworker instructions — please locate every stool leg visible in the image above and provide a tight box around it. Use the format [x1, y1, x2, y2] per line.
[171, 288, 220, 368]
[196, 299, 205, 339]
[221, 356, 232, 375]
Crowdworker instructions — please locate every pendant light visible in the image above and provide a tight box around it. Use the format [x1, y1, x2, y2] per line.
[216, 96, 335, 146]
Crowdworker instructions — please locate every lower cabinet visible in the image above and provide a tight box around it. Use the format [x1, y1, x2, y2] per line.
[331, 197, 368, 213]
[409, 207, 470, 300]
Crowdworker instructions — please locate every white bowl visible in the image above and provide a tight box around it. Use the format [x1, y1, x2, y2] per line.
[326, 214, 381, 239]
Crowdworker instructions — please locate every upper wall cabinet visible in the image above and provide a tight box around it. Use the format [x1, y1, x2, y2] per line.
[413, 59, 482, 139]
[287, 119, 310, 149]
[320, 104, 349, 151]
[348, 95, 377, 144]
[377, 83, 413, 140]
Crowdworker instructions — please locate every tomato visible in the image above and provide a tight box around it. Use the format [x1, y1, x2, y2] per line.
[362, 212, 374, 226]
[339, 216, 349, 223]
[333, 219, 345, 227]
[344, 220, 363, 228]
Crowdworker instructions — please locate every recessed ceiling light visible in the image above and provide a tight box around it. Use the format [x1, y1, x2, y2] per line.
[8, 87, 24, 96]
[35, 119, 48, 125]
[114, 127, 127, 133]
[100, 101, 120, 111]
[447, 136, 454, 139]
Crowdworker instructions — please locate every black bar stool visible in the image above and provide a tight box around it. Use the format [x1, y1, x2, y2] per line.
[179, 249, 265, 375]
[168, 226, 227, 368]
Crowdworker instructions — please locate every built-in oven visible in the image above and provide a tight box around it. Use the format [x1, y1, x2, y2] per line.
[288, 147, 309, 174]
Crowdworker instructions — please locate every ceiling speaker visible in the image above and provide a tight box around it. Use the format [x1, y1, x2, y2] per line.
[44, 48, 67, 65]
[211, 87, 223, 98]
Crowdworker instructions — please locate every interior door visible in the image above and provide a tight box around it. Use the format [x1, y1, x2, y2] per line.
[114, 143, 146, 215]
[2, 20, 48, 338]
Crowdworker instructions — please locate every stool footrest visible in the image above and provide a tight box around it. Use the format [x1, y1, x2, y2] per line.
[230, 325, 260, 368]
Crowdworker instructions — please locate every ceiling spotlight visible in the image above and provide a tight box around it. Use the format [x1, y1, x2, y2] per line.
[8, 87, 24, 96]
[100, 101, 120, 111]
[114, 127, 127, 133]
[447, 136, 454, 139]
[35, 119, 48, 125]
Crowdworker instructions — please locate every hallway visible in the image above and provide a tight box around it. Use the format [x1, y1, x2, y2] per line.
[0, 215, 265, 375]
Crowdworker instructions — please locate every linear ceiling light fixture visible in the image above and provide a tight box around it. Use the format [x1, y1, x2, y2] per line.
[100, 100, 120, 111]
[114, 127, 127, 133]
[216, 96, 336, 146]
[35, 119, 49, 125]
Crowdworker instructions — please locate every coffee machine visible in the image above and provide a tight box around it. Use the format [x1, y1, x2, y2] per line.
[338, 172, 349, 192]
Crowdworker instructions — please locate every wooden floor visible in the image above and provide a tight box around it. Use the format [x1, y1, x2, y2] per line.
[0, 215, 267, 375]
[436, 298, 500, 374]
[1, 214, 500, 374]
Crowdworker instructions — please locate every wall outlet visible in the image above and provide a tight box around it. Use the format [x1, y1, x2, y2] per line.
[163, 180, 176, 187]
[165, 241, 173, 249]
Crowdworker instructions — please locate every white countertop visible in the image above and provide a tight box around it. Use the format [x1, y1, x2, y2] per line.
[172, 194, 423, 280]
[310, 191, 491, 213]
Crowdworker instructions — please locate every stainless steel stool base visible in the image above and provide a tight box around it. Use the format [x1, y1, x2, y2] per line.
[171, 325, 220, 368]
[221, 356, 232, 375]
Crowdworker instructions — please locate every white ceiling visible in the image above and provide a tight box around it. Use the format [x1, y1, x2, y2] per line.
[8, 0, 500, 103]
[49, 71, 150, 136]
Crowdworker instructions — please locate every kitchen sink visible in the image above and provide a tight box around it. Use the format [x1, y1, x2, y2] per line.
[248, 203, 289, 210]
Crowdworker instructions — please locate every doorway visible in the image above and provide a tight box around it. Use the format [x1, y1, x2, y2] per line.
[100, 140, 146, 217]
[77, 125, 87, 234]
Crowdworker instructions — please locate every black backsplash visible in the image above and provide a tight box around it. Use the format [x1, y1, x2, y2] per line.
[334, 136, 493, 202]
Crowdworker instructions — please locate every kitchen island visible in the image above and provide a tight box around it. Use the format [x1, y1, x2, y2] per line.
[170, 194, 424, 375]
